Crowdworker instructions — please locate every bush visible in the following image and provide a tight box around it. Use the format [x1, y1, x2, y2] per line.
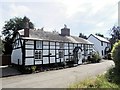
[111, 40, 120, 71]
[31, 66, 36, 72]
[107, 53, 112, 60]
[88, 51, 101, 63]
[105, 67, 120, 84]
[18, 66, 36, 74]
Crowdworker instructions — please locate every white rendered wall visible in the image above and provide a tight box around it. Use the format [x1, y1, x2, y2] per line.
[88, 36, 109, 58]
[11, 34, 22, 65]
[11, 48, 22, 65]
[25, 58, 34, 65]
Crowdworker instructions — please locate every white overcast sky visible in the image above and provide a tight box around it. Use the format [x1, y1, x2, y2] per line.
[0, 0, 119, 37]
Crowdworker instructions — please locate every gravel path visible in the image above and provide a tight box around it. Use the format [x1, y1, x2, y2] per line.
[1, 60, 114, 88]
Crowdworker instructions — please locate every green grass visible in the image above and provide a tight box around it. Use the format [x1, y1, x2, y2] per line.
[69, 74, 120, 88]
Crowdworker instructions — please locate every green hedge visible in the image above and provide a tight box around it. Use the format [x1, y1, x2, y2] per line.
[111, 40, 120, 71]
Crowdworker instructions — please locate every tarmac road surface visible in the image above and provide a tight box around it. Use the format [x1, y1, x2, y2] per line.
[1, 60, 114, 88]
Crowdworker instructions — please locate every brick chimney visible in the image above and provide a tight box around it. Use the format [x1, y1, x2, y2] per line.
[23, 16, 29, 37]
[61, 24, 70, 36]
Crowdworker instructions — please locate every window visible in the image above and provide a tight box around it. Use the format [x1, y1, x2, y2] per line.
[34, 50, 42, 59]
[59, 51, 64, 58]
[36, 41, 42, 49]
[59, 43, 64, 49]
[101, 41, 103, 46]
[102, 50, 103, 56]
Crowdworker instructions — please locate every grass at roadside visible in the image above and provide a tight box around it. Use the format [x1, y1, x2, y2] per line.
[69, 74, 120, 88]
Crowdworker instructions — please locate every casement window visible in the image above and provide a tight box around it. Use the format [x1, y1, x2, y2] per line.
[101, 41, 103, 46]
[34, 50, 42, 59]
[59, 43, 64, 49]
[59, 51, 64, 58]
[36, 41, 42, 49]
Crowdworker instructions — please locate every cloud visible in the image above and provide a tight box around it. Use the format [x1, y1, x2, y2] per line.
[0, 0, 119, 37]
[9, 4, 30, 17]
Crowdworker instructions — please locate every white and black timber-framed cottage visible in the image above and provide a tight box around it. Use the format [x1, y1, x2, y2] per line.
[11, 20, 93, 67]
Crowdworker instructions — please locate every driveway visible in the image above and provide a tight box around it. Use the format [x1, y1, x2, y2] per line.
[1, 60, 114, 88]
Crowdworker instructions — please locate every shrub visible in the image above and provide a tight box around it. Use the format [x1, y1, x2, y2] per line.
[88, 51, 101, 63]
[105, 67, 120, 84]
[111, 40, 120, 71]
[107, 53, 112, 60]
[18, 66, 36, 74]
[31, 66, 36, 72]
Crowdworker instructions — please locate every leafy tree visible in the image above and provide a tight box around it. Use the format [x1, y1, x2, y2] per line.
[2, 17, 34, 36]
[95, 33, 104, 37]
[0, 36, 3, 54]
[79, 33, 87, 39]
[2, 16, 34, 54]
[109, 26, 120, 47]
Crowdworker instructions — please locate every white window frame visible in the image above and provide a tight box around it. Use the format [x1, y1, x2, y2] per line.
[34, 50, 42, 60]
[36, 41, 42, 49]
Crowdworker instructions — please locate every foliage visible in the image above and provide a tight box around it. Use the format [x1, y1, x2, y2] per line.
[79, 33, 87, 39]
[2, 39, 13, 54]
[2, 16, 34, 55]
[109, 40, 120, 84]
[31, 66, 37, 72]
[95, 33, 104, 37]
[2, 17, 34, 32]
[111, 40, 120, 70]
[69, 74, 119, 88]
[110, 26, 120, 47]
[0, 38, 3, 54]
[18, 66, 36, 74]
[88, 51, 101, 63]
[111, 26, 120, 40]
[105, 67, 120, 85]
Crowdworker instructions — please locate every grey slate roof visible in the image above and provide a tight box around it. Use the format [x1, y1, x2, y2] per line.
[18, 29, 93, 44]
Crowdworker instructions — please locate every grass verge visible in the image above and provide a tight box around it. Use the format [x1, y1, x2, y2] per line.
[69, 74, 120, 88]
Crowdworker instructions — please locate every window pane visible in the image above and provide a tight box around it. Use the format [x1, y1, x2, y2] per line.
[36, 41, 42, 49]
[34, 50, 42, 59]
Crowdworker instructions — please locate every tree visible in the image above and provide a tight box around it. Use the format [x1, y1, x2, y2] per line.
[2, 16, 34, 54]
[95, 33, 104, 37]
[79, 33, 87, 39]
[109, 26, 120, 48]
[0, 36, 3, 54]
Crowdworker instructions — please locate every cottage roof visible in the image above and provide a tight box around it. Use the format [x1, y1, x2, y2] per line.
[18, 29, 93, 44]
[88, 34, 110, 43]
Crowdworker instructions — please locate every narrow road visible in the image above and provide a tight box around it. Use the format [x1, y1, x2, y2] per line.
[2, 60, 114, 88]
